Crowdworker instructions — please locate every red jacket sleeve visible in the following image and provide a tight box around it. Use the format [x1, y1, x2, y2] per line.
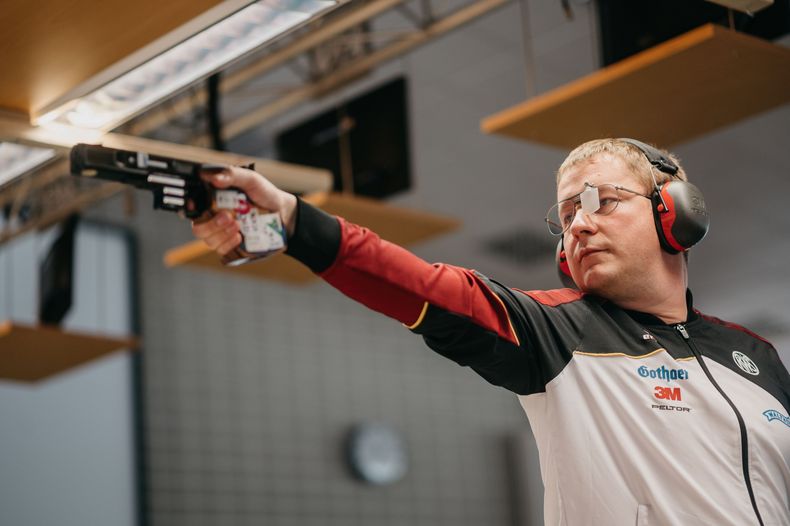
[317, 218, 519, 346]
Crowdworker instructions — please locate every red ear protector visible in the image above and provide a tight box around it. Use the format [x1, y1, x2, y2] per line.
[555, 139, 710, 288]
[556, 239, 576, 289]
[620, 139, 710, 255]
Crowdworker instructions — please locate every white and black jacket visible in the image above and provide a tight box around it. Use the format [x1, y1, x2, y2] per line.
[287, 200, 790, 525]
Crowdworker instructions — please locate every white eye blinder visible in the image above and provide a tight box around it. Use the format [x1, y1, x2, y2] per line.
[580, 185, 600, 215]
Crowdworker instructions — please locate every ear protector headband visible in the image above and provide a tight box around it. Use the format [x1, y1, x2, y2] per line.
[556, 138, 710, 287]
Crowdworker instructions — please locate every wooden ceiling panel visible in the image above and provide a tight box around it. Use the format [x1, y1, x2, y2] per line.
[0, 0, 229, 116]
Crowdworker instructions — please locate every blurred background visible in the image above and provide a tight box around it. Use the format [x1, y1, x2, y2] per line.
[1, 0, 789, 525]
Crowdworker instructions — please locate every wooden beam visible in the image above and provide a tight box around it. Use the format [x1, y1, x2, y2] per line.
[0, 114, 332, 246]
[100, 133, 332, 194]
[0, 113, 333, 194]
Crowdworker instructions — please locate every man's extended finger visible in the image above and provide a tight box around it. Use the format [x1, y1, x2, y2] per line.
[217, 232, 243, 256]
[192, 211, 235, 237]
[202, 224, 240, 251]
[217, 166, 262, 194]
[200, 170, 233, 187]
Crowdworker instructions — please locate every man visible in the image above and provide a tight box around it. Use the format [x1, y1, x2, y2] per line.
[192, 138, 790, 525]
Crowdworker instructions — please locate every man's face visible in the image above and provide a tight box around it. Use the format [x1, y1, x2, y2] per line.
[557, 154, 662, 300]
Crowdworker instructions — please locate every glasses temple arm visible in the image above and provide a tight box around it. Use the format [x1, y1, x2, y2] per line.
[647, 166, 669, 211]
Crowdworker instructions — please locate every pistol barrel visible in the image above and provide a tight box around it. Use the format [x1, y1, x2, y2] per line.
[70, 143, 212, 218]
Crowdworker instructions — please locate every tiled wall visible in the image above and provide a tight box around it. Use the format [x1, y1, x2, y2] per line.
[117, 199, 535, 526]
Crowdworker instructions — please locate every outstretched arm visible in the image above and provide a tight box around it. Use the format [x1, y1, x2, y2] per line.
[192, 167, 541, 394]
[192, 167, 517, 341]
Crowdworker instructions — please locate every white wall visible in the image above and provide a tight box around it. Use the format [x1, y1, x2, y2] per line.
[0, 221, 139, 526]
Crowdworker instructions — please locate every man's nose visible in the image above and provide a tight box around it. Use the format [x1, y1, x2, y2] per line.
[569, 209, 598, 236]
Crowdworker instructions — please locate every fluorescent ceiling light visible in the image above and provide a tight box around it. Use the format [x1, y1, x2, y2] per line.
[35, 0, 337, 132]
[0, 143, 57, 188]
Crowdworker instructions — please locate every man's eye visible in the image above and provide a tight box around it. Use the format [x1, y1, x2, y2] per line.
[560, 201, 581, 225]
[595, 196, 620, 215]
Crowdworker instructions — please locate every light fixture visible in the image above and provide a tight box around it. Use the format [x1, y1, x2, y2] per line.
[34, 0, 338, 132]
[0, 142, 57, 188]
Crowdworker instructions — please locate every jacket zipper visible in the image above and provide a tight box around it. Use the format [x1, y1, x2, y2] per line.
[674, 323, 764, 526]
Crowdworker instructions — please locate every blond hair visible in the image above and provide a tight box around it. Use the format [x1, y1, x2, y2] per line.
[556, 139, 688, 192]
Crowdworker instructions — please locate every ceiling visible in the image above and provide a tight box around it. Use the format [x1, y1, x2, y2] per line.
[0, 0, 233, 118]
[2, 1, 788, 353]
[0, 0, 511, 245]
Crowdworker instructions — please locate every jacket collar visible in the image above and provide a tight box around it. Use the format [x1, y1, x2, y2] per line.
[618, 289, 699, 327]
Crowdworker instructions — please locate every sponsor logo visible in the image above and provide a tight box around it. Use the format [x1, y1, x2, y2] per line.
[763, 410, 790, 428]
[637, 365, 689, 381]
[732, 351, 759, 376]
[651, 404, 691, 413]
[654, 386, 682, 401]
[235, 197, 251, 215]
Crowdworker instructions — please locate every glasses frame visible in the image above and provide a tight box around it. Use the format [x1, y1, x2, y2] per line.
[545, 183, 651, 236]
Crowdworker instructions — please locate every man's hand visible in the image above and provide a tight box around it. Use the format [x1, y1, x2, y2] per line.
[191, 166, 297, 256]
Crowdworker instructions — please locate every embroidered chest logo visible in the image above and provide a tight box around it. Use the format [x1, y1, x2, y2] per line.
[637, 365, 689, 381]
[763, 410, 790, 428]
[641, 366, 692, 414]
[641, 330, 655, 341]
[732, 351, 759, 376]
[654, 386, 682, 401]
